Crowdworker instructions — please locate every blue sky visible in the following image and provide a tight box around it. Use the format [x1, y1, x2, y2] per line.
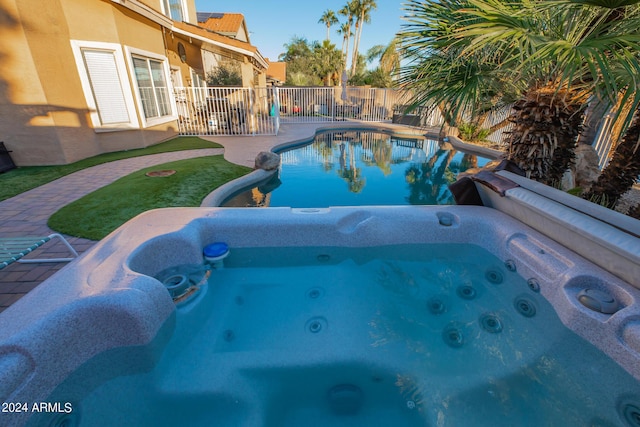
[194, 1, 406, 62]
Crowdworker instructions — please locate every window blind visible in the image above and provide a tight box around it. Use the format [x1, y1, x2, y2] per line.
[82, 49, 131, 125]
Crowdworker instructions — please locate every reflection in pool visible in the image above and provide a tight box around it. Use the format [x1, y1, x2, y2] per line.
[223, 130, 492, 207]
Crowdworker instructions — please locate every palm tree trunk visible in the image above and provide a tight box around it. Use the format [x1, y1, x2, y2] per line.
[506, 85, 587, 185]
[628, 203, 640, 220]
[584, 107, 640, 208]
[350, 21, 361, 75]
[488, 119, 512, 134]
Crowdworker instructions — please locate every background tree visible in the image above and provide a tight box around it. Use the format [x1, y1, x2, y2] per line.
[338, 2, 357, 73]
[350, 0, 377, 76]
[279, 36, 315, 85]
[337, 21, 352, 67]
[206, 60, 242, 86]
[280, 37, 343, 86]
[351, 38, 402, 87]
[312, 40, 345, 86]
[367, 38, 400, 76]
[319, 9, 339, 42]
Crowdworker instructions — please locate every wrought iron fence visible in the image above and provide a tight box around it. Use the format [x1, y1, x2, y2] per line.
[277, 87, 413, 123]
[173, 86, 419, 135]
[171, 87, 615, 169]
[481, 104, 515, 146]
[173, 86, 519, 149]
[174, 86, 279, 136]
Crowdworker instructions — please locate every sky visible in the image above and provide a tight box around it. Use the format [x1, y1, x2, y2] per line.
[194, 0, 406, 62]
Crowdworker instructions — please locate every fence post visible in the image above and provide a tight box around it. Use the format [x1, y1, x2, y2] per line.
[383, 89, 388, 121]
[332, 87, 336, 122]
[246, 87, 253, 135]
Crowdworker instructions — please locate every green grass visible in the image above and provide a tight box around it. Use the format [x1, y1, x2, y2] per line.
[0, 137, 221, 202]
[47, 156, 251, 240]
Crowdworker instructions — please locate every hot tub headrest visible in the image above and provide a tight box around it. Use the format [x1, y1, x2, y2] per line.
[450, 160, 523, 205]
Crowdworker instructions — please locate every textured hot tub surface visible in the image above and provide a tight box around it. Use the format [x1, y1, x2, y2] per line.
[1, 206, 639, 427]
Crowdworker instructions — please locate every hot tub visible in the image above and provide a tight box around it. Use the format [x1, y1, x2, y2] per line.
[1, 186, 639, 426]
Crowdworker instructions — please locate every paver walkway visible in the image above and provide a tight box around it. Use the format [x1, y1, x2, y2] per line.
[0, 148, 222, 312]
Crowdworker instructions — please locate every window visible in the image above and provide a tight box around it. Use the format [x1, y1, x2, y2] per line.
[126, 47, 177, 127]
[190, 69, 206, 89]
[132, 57, 171, 119]
[163, 0, 184, 21]
[70, 40, 139, 130]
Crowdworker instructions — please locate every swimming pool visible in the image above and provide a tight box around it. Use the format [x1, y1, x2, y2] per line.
[2, 198, 639, 426]
[222, 130, 492, 207]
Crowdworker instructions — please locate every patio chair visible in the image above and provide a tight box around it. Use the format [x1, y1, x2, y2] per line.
[0, 233, 79, 270]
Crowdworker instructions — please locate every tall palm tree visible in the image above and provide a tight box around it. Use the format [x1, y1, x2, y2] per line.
[318, 9, 339, 42]
[339, 1, 357, 73]
[398, 0, 640, 185]
[350, 0, 377, 76]
[337, 22, 352, 67]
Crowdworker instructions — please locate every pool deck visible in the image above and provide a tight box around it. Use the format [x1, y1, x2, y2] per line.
[0, 122, 444, 313]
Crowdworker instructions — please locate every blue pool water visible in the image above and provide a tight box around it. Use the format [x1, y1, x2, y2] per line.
[33, 244, 640, 427]
[223, 130, 491, 207]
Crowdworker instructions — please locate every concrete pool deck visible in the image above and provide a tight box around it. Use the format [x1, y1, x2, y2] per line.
[0, 122, 445, 312]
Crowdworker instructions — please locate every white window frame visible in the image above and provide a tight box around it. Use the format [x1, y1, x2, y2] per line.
[169, 66, 183, 90]
[125, 46, 177, 128]
[70, 40, 140, 131]
[162, 0, 187, 22]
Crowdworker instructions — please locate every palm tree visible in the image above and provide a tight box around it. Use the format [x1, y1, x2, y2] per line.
[584, 108, 640, 209]
[339, 1, 357, 73]
[338, 142, 366, 193]
[337, 22, 352, 67]
[318, 9, 339, 42]
[398, 0, 521, 143]
[398, 0, 640, 186]
[312, 40, 344, 86]
[405, 149, 458, 204]
[350, 0, 377, 76]
[366, 39, 400, 75]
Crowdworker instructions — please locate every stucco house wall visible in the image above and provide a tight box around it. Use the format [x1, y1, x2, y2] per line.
[0, 0, 268, 166]
[0, 0, 179, 166]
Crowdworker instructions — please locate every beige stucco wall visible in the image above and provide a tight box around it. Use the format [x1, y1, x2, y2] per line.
[256, 70, 267, 87]
[241, 61, 255, 88]
[165, 33, 205, 86]
[0, 0, 177, 166]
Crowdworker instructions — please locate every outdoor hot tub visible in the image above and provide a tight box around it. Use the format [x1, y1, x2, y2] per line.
[0, 173, 639, 426]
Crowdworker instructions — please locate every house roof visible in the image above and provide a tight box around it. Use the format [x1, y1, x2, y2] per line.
[171, 21, 267, 69]
[198, 13, 246, 39]
[196, 12, 224, 22]
[266, 61, 286, 83]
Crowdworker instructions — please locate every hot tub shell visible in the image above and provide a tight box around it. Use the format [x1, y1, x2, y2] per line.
[0, 180, 639, 426]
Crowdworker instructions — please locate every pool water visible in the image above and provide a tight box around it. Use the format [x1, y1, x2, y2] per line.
[223, 130, 491, 207]
[35, 244, 640, 427]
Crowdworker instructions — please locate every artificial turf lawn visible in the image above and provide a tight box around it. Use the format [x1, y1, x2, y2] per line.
[0, 137, 221, 202]
[47, 156, 251, 240]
